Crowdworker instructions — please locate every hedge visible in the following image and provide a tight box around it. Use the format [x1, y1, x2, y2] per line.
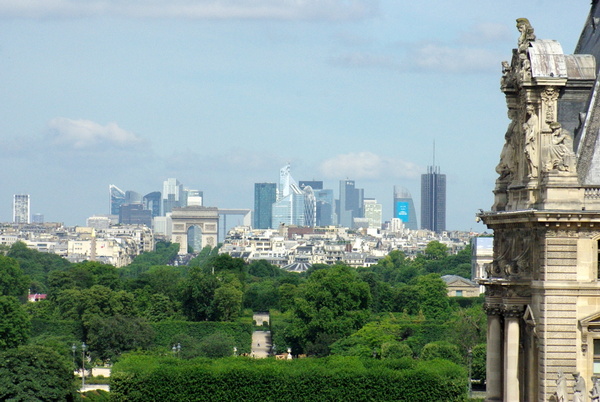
[150, 321, 253, 354]
[30, 319, 83, 340]
[110, 355, 467, 401]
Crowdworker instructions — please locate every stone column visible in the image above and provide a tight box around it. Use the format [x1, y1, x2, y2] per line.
[504, 306, 523, 402]
[485, 305, 503, 401]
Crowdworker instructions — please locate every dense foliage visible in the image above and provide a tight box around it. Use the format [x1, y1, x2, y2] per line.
[0, 238, 485, 397]
[0, 345, 76, 401]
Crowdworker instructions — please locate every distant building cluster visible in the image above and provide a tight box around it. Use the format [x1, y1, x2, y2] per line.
[0, 221, 153, 267]
[254, 163, 446, 234]
[8, 162, 449, 259]
[220, 220, 472, 271]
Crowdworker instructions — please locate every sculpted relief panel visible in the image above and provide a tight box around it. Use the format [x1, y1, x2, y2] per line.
[493, 18, 577, 211]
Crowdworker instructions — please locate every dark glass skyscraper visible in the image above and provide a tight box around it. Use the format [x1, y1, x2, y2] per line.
[254, 183, 277, 229]
[338, 180, 364, 228]
[143, 191, 162, 218]
[420, 166, 446, 232]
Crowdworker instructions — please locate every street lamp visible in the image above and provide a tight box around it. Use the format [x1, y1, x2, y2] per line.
[71, 344, 76, 372]
[467, 347, 473, 398]
[81, 342, 87, 390]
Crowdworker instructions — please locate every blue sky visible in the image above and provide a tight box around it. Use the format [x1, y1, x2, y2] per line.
[0, 1, 592, 230]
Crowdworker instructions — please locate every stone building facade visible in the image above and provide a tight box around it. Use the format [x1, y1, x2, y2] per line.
[478, 7, 600, 401]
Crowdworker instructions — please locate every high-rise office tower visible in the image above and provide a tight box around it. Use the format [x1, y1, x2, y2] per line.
[109, 185, 126, 216]
[303, 186, 317, 227]
[254, 183, 277, 229]
[363, 198, 383, 229]
[393, 186, 418, 230]
[272, 164, 305, 227]
[119, 204, 152, 227]
[13, 194, 30, 224]
[314, 189, 335, 226]
[338, 180, 364, 228]
[143, 192, 162, 218]
[162, 178, 184, 215]
[420, 166, 446, 232]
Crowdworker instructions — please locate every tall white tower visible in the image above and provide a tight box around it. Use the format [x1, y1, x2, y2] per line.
[13, 194, 30, 224]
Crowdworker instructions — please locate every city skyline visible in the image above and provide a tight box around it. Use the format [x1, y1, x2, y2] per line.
[0, 1, 590, 230]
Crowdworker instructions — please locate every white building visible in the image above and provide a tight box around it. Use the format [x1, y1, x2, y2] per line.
[13, 194, 30, 224]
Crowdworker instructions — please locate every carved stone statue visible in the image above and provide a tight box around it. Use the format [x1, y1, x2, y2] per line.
[516, 18, 536, 53]
[516, 18, 535, 81]
[548, 122, 575, 172]
[574, 372, 588, 402]
[501, 60, 513, 87]
[496, 109, 518, 180]
[523, 105, 539, 178]
[554, 370, 567, 402]
[591, 376, 600, 402]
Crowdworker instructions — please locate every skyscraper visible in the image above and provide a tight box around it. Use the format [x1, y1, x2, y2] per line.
[314, 189, 335, 226]
[254, 183, 277, 229]
[393, 186, 418, 230]
[162, 178, 184, 215]
[13, 194, 30, 224]
[420, 166, 446, 232]
[272, 164, 305, 227]
[363, 198, 383, 229]
[338, 180, 364, 228]
[109, 185, 126, 216]
[303, 185, 317, 227]
[143, 191, 162, 218]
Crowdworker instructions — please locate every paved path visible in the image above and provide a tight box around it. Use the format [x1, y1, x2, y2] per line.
[251, 312, 271, 358]
[251, 330, 271, 358]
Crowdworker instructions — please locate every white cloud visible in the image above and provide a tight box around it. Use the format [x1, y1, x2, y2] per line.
[332, 40, 505, 74]
[408, 42, 501, 73]
[0, 0, 377, 20]
[319, 152, 420, 180]
[459, 22, 512, 45]
[46, 118, 146, 150]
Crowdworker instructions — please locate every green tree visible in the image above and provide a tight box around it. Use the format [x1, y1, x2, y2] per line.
[446, 304, 486, 354]
[198, 332, 235, 358]
[243, 280, 279, 311]
[0, 296, 30, 350]
[144, 293, 180, 322]
[181, 269, 219, 321]
[289, 265, 371, 354]
[0, 255, 28, 297]
[471, 343, 486, 382]
[248, 260, 284, 278]
[414, 274, 451, 320]
[213, 284, 243, 321]
[121, 241, 180, 278]
[424, 241, 449, 260]
[7, 241, 71, 293]
[86, 315, 155, 362]
[0, 345, 76, 401]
